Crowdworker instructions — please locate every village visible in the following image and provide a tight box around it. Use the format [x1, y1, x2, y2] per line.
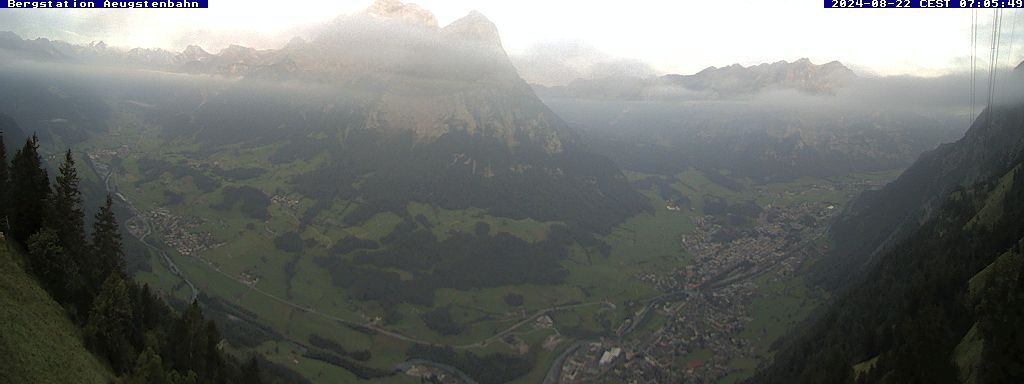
[553, 193, 842, 383]
[126, 207, 221, 257]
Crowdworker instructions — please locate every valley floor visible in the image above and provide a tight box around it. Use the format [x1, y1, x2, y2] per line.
[78, 124, 900, 383]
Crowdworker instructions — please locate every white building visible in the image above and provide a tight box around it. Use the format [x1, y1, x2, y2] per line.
[599, 347, 622, 366]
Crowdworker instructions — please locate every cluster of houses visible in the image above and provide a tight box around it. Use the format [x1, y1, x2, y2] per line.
[145, 208, 219, 256]
[558, 197, 839, 383]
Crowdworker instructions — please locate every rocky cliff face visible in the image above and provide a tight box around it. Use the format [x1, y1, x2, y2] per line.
[0, 0, 573, 153]
[365, 0, 438, 28]
[296, 1, 571, 152]
[441, 10, 504, 48]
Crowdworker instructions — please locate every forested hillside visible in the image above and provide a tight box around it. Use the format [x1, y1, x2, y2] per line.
[819, 104, 1024, 289]
[0, 128, 306, 384]
[751, 103, 1024, 383]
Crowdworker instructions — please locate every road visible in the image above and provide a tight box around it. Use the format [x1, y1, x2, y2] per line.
[97, 158, 699, 384]
[101, 168, 199, 303]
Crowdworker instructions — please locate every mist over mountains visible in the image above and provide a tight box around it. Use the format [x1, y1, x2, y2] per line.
[0, 0, 650, 235]
[0, 3, 991, 214]
[529, 58, 1006, 182]
[510, 40, 658, 87]
[0, 1, 571, 152]
[535, 58, 857, 100]
[3, 1, 1022, 383]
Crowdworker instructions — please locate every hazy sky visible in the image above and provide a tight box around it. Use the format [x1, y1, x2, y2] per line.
[1, 0, 1021, 76]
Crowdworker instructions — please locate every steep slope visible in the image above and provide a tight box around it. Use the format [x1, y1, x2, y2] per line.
[244, 2, 573, 152]
[0, 243, 111, 384]
[751, 101, 1024, 383]
[0, 68, 111, 146]
[818, 102, 1024, 289]
[0, 113, 28, 154]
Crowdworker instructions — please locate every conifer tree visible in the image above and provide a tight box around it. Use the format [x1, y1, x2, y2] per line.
[0, 133, 10, 230]
[54, 149, 87, 263]
[92, 194, 125, 282]
[128, 346, 169, 384]
[169, 301, 208, 376]
[131, 283, 163, 342]
[9, 134, 50, 246]
[241, 356, 263, 384]
[203, 320, 225, 382]
[27, 228, 79, 304]
[53, 149, 90, 308]
[85, 273, 135, 373]
[0, 133, 273, 383]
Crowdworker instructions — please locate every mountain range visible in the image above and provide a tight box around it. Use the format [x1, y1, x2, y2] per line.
[5, 2, 1017, 382]
[0, 2, 570, 153]
[534, 58, 858, 100]
[0, 0, 651, 238]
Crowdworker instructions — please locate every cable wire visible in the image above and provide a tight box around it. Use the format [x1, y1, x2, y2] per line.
[971, 9, 978, 122]
[986, 9, 1003, 129]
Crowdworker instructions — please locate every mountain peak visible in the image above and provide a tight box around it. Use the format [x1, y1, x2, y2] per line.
[283, 36, 306, 49]
[0, 30, 21, 41]
[365, 0, 438, 28]
[180, 44, 210, 60]
[696, 65, 718, 73]
[442, 10, 503, 47]
[218, 44, 256, 56]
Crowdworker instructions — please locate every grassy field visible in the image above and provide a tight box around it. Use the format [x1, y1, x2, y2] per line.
[740, 274, 822, 352]
[0, 243, 112, 384]
[715, 273, 823, 383]
[407, 202, 555, 242]
[99, 121, 899, 384]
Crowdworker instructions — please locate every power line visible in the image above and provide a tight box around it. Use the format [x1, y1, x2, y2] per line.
[987, 9, 1003, 129]
[971, 9, 978, 122]
[1007, 10, 1018, 72]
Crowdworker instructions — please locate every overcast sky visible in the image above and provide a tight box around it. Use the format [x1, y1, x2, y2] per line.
[0, 0, 1021, 76]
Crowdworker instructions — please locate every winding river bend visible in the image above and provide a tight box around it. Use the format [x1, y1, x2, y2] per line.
[88, 156, 199, 303]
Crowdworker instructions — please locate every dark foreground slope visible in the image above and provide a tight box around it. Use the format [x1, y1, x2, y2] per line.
[818, 103, 1024, 289]
[0, 114, 27, 154]
[751, 103, 1024, 383]
[0, 244, 111, 384]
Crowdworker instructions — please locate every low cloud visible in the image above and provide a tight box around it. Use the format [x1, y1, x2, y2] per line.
[511, 40, 657, 87]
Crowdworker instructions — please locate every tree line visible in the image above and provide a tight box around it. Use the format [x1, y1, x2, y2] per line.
[0, 133, 294, 384]
[751, 161, 1024, 383]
